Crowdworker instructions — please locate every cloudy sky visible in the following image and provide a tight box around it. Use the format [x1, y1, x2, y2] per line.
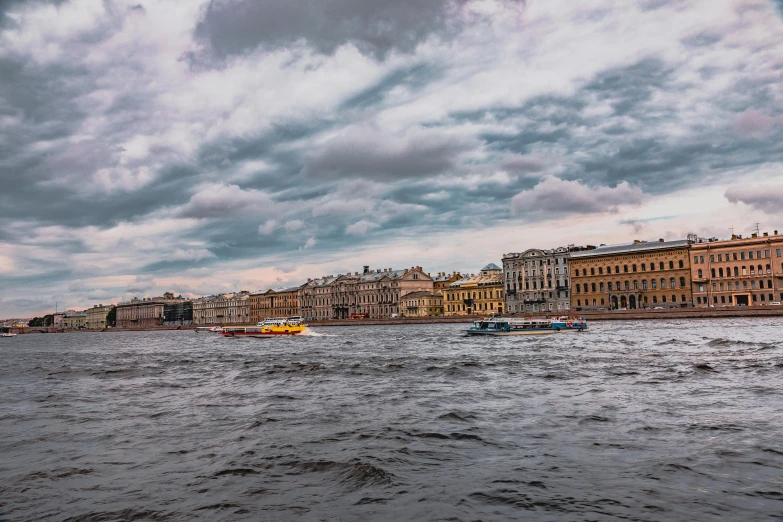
[1, 0, 782, 317]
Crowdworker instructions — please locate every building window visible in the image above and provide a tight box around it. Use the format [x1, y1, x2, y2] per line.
[624, 281, 630, 290]
[777, 249, 781, 257]
[693, 255, 698, 264]
[601, 298, 605, 305]
[680, 277, 686, 287]
[642, 280, 648, 290]
[711, 268, 716, 277]
[698, 269, 703, 278]
[741, 252, 746, 260]
[700, 256, 704, 264]
[599, 282, 604, 292]
[672, 295, 677, 302]
[591, 283, 597, 292]
[652, 279, 657, 289]
[616, 282, 621, 291]
[576, 284, 580, 293]
[659, 262, 664, 270]
[641, 263, 646, 271]
[632, 264, 637, 272]
[660, 278, 666, 289]
[624, 265, 628, 273]
[765, 250, 770, 258]
[615, 266, 620, 274]
[577, 299, 581, 306]
[634, 280, 639, 290]
[653, 296, 658, 303]
[662, 296, 667, 303]
[734, 267, 739, 276]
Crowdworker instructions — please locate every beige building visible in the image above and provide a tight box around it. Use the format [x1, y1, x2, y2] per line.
[691, 230, 783, 307]
[193, 291, 250, 325]
[444, 264, 505, 315]
[62, 312, 86, 329]
[250, 286, 301, 323]
[86, 304, 113, 329]
[570, 239, 693, 310]
[117, 293, 190, 328]
[300, 266, 434, 319]
[432, 272, 462, 293]
[403, 291, 443, 317]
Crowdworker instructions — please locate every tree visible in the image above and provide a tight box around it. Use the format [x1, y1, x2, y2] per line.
[28, 317, 43, 327]
[43, 314, 54, 326]
[106, 306, 116, 327]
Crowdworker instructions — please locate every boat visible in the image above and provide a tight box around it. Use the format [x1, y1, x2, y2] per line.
[1, 333, 18, 338]
[222, 321, 306, 338]
[466, 316, 587, 336]
[207, 326, 224, 333]
[194, 327, 212, 333]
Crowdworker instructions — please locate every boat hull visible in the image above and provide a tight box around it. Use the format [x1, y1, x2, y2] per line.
[222, 331, 303, 338]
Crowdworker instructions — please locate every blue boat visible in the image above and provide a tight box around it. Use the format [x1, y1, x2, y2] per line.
[466, 316, 588, 336]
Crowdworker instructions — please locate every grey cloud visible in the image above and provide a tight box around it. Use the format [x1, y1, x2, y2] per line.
[725, 184, 783, 214]
[511, 177, 645, 215]
[193, 0, 494, 61]
[301, 127, 472, 180]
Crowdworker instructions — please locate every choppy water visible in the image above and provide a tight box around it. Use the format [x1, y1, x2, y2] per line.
[1, 319, 783, 521]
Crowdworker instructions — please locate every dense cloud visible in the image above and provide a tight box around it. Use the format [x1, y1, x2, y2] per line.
[1, 0, 783, 316]
[192, 0, 505, 61]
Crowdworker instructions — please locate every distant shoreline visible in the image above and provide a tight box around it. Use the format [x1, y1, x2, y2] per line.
[7, 306, 783, 334]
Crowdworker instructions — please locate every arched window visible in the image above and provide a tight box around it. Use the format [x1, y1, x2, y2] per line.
[662, 295, 667, 303]
[642, 280, 648, 290]
[750, 266, 755, 275]
[698, 269, 703, 278]
[681, 294, 686, 303]
[641, 263, 646, 271]
[624, 265, 629, 273]
[624, 281, 630, 290]
[660, 278, 666, 288]
[767, 264, 771, 273]
[577, 299, 581, 306]
[591, 268, 595, 275]
[616, 282, 621, 291]
[679, 260, 684, 268]
[576, 284, 581, 293]
[591, 283, 596, 292]
[680, 277, 686, 287]
[711, 268, 716, 277]
[615, 266, 620, 274]
[670, 278, 676, 288]
[719, 268, 724, 277]
[669, 261, 674, 269]
[651, 279, 657, 289]
[632, 264, 637, 272]
[760, 280, 764, 289]
[659, 262, 664, 270]
[598, 267, 603, 275]
[672, 295, 677, 302]
[734, 267, 739, 276]
[768, 279, 773, 289]
[633, 280, 639, 290]
[601, 298, 605, 305]
[742, 266, 747, 276]
[592, 299, 597, 306]
[653, 296, 658, 303]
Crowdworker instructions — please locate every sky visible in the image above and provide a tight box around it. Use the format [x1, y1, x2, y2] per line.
[1, 0, 783, 317]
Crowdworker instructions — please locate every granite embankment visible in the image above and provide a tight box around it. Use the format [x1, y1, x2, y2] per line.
[7, 306, 782, 334]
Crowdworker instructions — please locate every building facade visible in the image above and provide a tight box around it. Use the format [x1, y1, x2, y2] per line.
[570, 239, 693, 310]
[502, 246, 584, 314]
[62, 312, 86, 329]
[117, 293, 190, 328]
[432, 272, 462, 293]
[444, 264, 504, 315]
[691, 231, 783, 307]
[299, 266, 434, 320]
[250, 286, 301, 323]
[193, 292, 250, 325]
[163, 301, 193, 325]
[86, 304, 113, 329]
[403, 291, 444, 317]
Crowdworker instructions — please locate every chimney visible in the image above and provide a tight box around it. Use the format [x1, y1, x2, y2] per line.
[752, 233, 758, 238]
[363, 266, 369, 274]
[775, 230, 779, 235]
[658, 238, 664, 243]
[764, 232, 769, 237]
[732, 234, 737, 240]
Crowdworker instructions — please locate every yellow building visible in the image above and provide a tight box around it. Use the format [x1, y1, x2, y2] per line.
[403, 291, 443, 317]
[63, 312, 87, 329]
[86, 304, 113, 329]
[444, 264, 504, 315]
[250, 286, 301, 323]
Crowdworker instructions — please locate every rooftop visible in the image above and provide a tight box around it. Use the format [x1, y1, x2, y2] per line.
[570, 239, 690, 258]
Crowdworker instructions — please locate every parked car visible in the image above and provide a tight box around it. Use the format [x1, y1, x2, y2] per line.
[769, 301, 782, 306]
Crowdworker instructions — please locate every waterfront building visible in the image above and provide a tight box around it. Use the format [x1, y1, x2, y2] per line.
[403, 291, 444, 317]
[690, 230, 783, 306]
[62, 311, 86, 329]
[86, 304, 113, 329]
[432, 272, 462, 293]
[444, 264, 504, 315]
[569, 239, 693, 310]
[502, 246, 585, 314]
[299, 266, 434, 319]
[53, 313, 64, 328]
[192, 291, 250, 325]
[117, 293, 191, 328]
[250, 286, 301, 323]
[163, 300, 193, 326]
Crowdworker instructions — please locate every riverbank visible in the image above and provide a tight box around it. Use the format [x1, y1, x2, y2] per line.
[6, 305, 782, 334]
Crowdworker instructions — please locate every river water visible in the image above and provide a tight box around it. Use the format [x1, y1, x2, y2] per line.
[1, 319, 782, 521]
